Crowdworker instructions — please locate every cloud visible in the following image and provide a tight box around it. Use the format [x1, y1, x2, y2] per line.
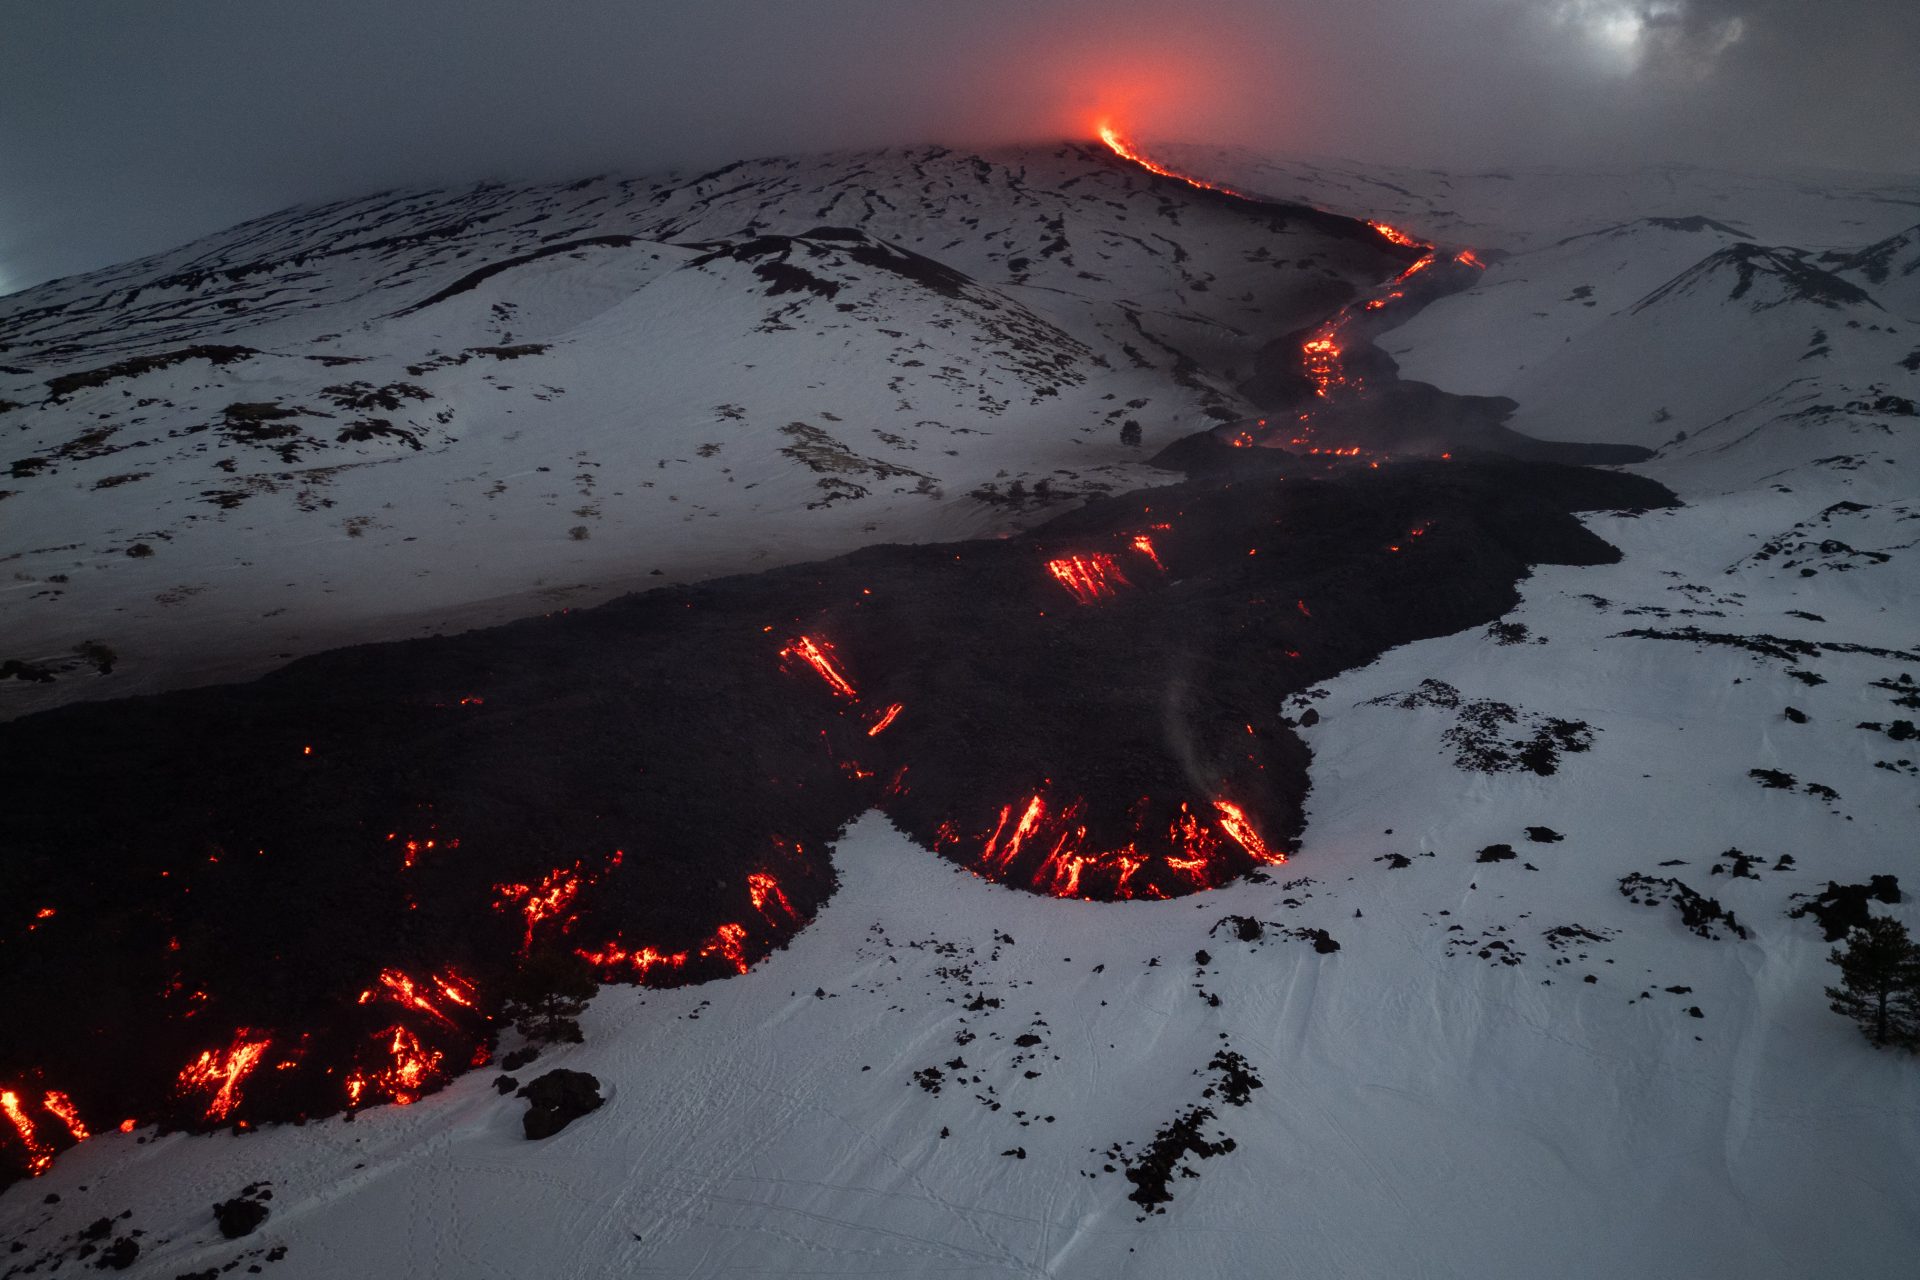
[2, 0, 1915, 294]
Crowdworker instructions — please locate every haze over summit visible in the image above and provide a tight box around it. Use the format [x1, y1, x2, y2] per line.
[3, 0, 1917, 295]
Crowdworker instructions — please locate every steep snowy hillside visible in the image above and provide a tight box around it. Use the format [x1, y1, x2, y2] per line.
[3, 137, 1918, 1279]
[0, 144, 1404, 717]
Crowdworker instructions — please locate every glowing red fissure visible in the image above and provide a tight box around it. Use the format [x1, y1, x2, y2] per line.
[867, 702, 904, 737]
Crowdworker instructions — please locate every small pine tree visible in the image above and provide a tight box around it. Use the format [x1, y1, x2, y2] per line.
[1825, 917, 1920, 1050]
[501, 947, 598, 1045]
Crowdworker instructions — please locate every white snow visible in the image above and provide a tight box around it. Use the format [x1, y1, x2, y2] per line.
[9, 802, 1914, 1277]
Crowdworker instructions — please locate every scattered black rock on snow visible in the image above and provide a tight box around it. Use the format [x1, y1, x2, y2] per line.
[1618, 874, 1749, 940]
[1364, 679, 1595, 774]
[1789, 877, 1903, 941]
[519, 1069, 604, 1140]
[214, 1186, 270, 1240]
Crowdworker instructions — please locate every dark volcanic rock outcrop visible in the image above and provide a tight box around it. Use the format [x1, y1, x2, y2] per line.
[519, 1069, 605, 1140]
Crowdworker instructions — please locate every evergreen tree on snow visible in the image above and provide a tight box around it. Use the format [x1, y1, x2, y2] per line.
[1825, 917, 1920, 1050]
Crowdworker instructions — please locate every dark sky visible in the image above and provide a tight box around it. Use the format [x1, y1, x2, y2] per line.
[4, 0, 1916, 295]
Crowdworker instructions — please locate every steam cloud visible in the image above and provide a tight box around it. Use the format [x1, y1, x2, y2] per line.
[2, 0, 1914, 293]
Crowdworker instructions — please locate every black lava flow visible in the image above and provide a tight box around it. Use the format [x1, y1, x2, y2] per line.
[0, 449, 1675, 1184]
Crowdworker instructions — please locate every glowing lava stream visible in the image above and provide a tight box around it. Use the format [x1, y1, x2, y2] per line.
[1097, 122, 1250, 197]
[1095, 124, 1485, 451]
[2, 1090, 56, 1176]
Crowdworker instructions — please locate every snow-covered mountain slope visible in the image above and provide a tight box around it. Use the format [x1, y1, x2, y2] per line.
[1153, 143, 1920, 254]
[5, 796, 1914, 1278]
[4, 140, 1919, 1277]
[0, 144, 1399, 717]
[1831, 222, 1920, 322]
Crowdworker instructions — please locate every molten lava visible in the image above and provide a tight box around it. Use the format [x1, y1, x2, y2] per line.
[2, 1090, 55, 1177]
[493, 854, 615, 953]
[748, 871, 796, 920]
[577, 940, 689, 983]
[1368, 220, 1425, 249]
[1096, 123, 1247, 197]
[42, 1090, 88, 1142]
[1046, 554, 1130, 604]
[780, 635, 859, 700]
[1211, 800, 1286, 864]
[345, 1025, 444, 1108]
[1395, 254, 1436, 283]
[866, 703, 904, 737]
[701, 923, 750, 975]
[361, 967, 478, 1028]
[1302, 330, 1346, 398]
[176, 1032, 271, 1123]
[1130, 535, 1167, 572]
[970, 789, 1284, 899]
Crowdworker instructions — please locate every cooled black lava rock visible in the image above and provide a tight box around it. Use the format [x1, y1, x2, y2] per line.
[213, 1197, 269, 1240]
[96, 1236, 139, 1270]
[0, 455, 1675, 1185]
[519, 1068, 604, 1139]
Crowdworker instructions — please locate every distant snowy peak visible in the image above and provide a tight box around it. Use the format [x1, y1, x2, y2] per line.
[1830, 222, 1920, 284]
[1634, 241, 1881, 315]
[1828, 223, 1920, 321]
[1551, 214, 1752, 248]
